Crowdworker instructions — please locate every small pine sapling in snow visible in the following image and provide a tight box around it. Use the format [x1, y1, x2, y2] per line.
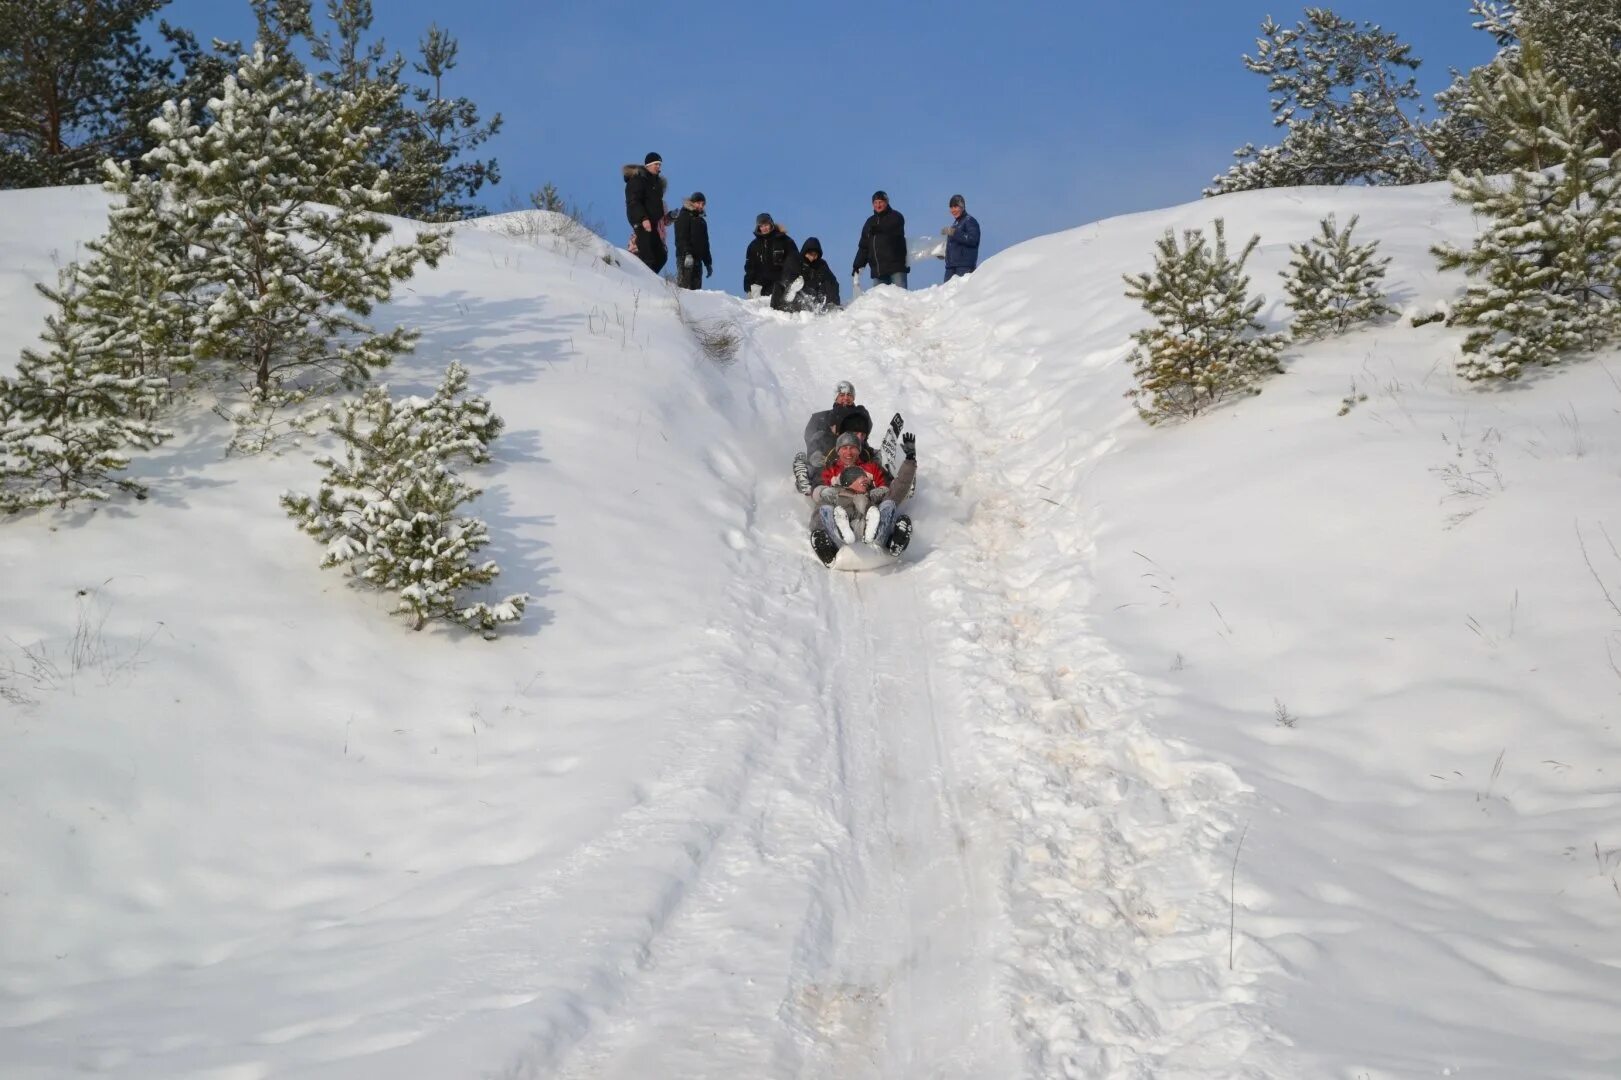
[1432, 46, 1621, 380]
[1283, 214, 1395, 340]
[281, 363, 523, 634]
[1123, 219, 1286, 423]
[0, 273, 172, 512]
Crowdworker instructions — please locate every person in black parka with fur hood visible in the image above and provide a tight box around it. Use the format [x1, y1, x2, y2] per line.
[624, 152, 668, 273]
[744, 212, 795, 298]
[772, 237, 841, 313]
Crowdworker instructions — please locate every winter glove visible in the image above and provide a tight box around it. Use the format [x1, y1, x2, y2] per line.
[888, 413, 904, 436]
[748, 284, 763, 299]
[941, 226, 955, 236]
[705, 264, 712, 278]
[902, 433, 916, 461]
[683, 254, 694, 268]
[851, 273, 860, 292]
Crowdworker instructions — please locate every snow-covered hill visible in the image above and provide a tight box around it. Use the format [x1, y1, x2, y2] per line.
[2, 181, 1619, 1079]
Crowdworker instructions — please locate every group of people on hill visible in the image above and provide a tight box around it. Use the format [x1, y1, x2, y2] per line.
[621, 152, 982, 312]
[793, 381, 916, 565]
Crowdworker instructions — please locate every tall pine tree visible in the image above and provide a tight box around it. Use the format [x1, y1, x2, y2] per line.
[1433, 47, 1621, 380]
[119, 44, 447, 450]
[393, 24, 502, 222]
[1208, 8, 1440, 196]
[0, 0, 175, 187]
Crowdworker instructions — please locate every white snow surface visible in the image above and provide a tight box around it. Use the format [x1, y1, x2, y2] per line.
[3, 183, 1621, 1079]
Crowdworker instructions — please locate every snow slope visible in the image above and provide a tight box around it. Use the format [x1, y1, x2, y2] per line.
[3, 180, 1620, 1079]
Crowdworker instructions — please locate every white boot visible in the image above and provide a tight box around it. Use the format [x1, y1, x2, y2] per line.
[834, 506, 857, 546]
[863, 504, 881, 544]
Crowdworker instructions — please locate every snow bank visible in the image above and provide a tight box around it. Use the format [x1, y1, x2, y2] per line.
[3, 178, 1619, 1080]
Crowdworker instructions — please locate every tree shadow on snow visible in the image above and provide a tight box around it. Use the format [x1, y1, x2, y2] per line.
[380, 290, 589, 391]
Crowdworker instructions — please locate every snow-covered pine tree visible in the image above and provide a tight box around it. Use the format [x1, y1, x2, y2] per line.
[1432, 47, 1621, 380]
[1207, 8, 1439, 196]
[1123, 219, 1286, 423]
[0, 272, 172, 512]
[1473, 1, 1621, 153]
[130, 44, 447, 452]
[280, 362, 522, 634]
[1283, 214, 1395, 339]
[74, 165, 196, 407]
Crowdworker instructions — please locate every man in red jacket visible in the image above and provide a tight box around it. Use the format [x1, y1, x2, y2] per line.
[808, 431, 916, 563]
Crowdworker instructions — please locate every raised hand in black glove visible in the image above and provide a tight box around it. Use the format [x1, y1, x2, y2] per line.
[902, 433, 916, 461]
[889, 413, 904, 436]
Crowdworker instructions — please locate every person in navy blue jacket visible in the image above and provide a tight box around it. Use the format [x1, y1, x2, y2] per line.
[942, 194, 981, 279]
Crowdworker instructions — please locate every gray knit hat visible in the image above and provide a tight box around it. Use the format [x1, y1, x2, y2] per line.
[835, 432, 863, 450]
[835, 380, 855, 396]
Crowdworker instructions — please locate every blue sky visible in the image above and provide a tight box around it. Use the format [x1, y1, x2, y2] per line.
[156, 0, 1498, 292]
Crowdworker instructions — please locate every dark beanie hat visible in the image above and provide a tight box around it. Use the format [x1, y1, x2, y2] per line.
[837, 410, 873, 435]
[689, 191, 706, 203]
[949, 193, 966, 208]
[871, 190, 889, 202]
[802, 236, 823, 255]
[839, 466, 870, 486]
[644, 151, 662, 164]
[755, 212, 774, 226]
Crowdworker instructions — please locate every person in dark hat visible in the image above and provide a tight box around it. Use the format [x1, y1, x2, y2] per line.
[744, 212, 795, 298]
[772, 236, 842, 313]
[623, 152, 668, 273]
[852, 189, 908, 290]
[941, 194, 981, 279]
[673, 190, 712, 290]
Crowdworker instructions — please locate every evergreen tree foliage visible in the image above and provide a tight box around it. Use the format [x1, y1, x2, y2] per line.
[190, 1, 501, 221]
[1433, 47, 1621, 380]
[0, 272, 172, 511]
[121, 44, 447, 452]
[1472, 1, 1621, 153]
[1208, 8, 1439, 196]
[281, 362, 523, 634]
[531, 183, 566, 213]
[0, 0, 174, 187]
[391, 24, 502, 222]
[78, 164, 194, 402]
[1283, 214, 1394, 339]
[1123, 220, 1286, 422]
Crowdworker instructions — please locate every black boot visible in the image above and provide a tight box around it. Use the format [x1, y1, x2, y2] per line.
[886, 516, 912, 557]
[811, 527, 840, 566]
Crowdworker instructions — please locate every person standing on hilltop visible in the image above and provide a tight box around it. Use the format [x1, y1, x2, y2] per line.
[623, 152, 668, 274]
[744, 212, 795, 299]
[942, 194, 981, 280]
[852, 190, 908, 291]
[672, 191, 712, 290]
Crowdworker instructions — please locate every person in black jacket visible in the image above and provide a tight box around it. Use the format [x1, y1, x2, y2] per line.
[672, 191, 712, 290]
[852, 190, 908, 290]
[623, 152, 668, 273]
[772, 236, 841, 313]
[744, 212, 795, 298]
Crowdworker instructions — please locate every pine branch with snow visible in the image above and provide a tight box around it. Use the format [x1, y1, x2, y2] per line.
[1283, 214, 1395, 340]
[281, 364, 523, 634]
[1123, 220, 1286, 423]
[0, 272, 173, 513]
[1433, 46, 1621, 380]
